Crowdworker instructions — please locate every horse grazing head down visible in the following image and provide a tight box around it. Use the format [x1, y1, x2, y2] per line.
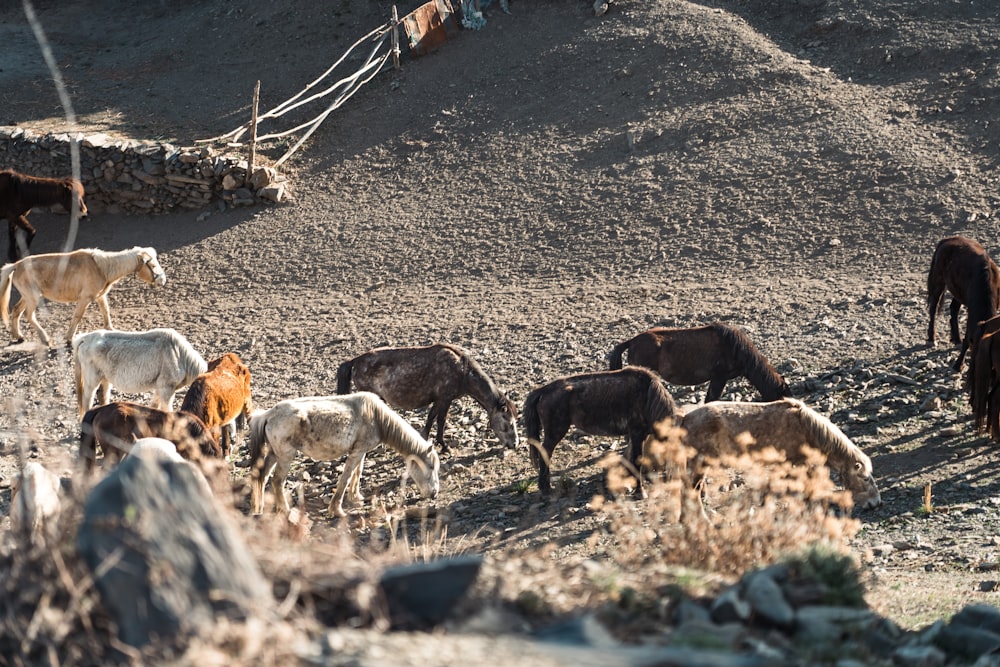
[405, 448, 441, 500]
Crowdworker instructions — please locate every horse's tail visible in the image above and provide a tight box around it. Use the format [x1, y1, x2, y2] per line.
[715, 324, 790, 401]
[608, 338, 632, 370]
[336, 358, 354, 394]
[247, 409, 271, 514]
[0, 262, 15, 328]
[522, 389, 543, 467]
[79, 408, 100, 473]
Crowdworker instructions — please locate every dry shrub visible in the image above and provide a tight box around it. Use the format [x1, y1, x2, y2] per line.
[596, 421, 861, 578]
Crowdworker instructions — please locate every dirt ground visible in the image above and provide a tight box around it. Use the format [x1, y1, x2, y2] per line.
[2, 0, 1000, 636]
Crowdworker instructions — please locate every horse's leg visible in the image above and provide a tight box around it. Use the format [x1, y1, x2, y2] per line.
[269, 454, 293, 513]
[344, 454, 366, 507]
[330, 451, 367, 517]
[927, 279, 945, 344]
[433, 400, 451, 453]
[96, 379, 111, 408]
[955, 336, 971, 372]
[22, 299, 51, 347]
[95, 294, 113, 330]
[250, 452, 278, 514]
[533, 410, 569, 496]
[153, 388, 176, 412]
[627, 428, 649, 500]
[64, 300, 92, 345]
[7, 296, 27, 343]
[9, 215, 35, 262]
[705, 378, 727, 403]
[949, 299, 963, 345]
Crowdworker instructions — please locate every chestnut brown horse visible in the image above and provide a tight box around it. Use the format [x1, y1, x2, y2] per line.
[522, 366, 678, 497]
[79, 401, 222, 473]
[179, 352, 253, 458]
[0, 169, 88, 262]
[336, 343, 518, 453]
[927, 235, 1000, 371]
[608, 323, 790, 403]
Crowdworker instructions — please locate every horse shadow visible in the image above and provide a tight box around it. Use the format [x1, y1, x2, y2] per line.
[15, 204, 262, 259]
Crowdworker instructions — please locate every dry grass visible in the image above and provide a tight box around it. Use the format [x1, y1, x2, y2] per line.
[0, 420, 866, 662]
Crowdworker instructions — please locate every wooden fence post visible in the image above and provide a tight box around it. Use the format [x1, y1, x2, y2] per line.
[392, 5, 401, 70]
[247, 80, 261, 184]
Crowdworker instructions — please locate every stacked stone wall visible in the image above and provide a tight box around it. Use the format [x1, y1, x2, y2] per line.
[0, 127, 282, 215]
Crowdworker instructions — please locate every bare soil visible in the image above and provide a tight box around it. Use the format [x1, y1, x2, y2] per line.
[2, 0, 1000, 636]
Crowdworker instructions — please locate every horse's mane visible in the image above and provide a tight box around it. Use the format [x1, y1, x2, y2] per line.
[360, 392, 434, 457]
[644, 372, 677, 424]
[87, 247, 150, 281]
[3, 169, 77, 192]
[454, 345, 518, 417]
[784, 398, 870, 474]
[712, 323, 790, 400]
[160, 328, 208, 381]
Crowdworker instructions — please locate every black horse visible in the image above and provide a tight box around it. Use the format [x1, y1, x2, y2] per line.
[0, 169, 88, 262]
[522, 366, 677, 497]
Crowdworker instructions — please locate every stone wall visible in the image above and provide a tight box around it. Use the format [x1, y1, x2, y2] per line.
[0, 126, 283, 215]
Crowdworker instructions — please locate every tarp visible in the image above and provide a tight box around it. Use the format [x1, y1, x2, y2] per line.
[401, 0, 459, 56]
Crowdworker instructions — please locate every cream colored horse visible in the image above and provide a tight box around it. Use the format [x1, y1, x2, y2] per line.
[248, 392, 440, 517]
[0, 246, 166, 347]
[679, 398, 882, 510]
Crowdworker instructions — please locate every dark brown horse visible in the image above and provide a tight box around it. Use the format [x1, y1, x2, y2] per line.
[179, 352, 253, 458]
[522, 366, 678, 497]
[79, 401, 222, 473]
[927, 235, 1000, 371]
[336, 343, 518, 453]
[968, 314, 1000, 439]
[608, 323, 790, 403]
[0, 169, 88, 262]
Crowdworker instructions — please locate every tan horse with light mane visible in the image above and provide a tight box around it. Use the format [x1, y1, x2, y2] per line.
[679, 397, 881, 510]
[0, 246, 166, 347]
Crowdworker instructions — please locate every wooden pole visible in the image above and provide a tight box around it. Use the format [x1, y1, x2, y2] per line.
[391, 6, 400, 71]
[247, 80, 261, 184]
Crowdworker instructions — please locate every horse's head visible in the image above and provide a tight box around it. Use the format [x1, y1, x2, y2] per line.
[65, 179, 88, 221]
[406, 449, 440, 500]
[137, 249, 167, 287]
[489, 397, 520, 449]
[842, 460, 882, 510]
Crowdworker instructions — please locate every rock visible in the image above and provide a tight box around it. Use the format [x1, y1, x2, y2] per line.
[379, 555, 483, 628]
[892, 644, 946, 667]
[743, 571, 794, 629]
[710, 587, 751, 624]
[535, 614, 618, 648]
[77, 454, 272, 648]
[248, 166, 277, 190]
[259, 183, 285, 202]
[950, 604, 1000, 634]
[932, 623, 1000, 663]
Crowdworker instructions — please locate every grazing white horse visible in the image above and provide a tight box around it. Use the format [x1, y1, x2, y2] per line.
[9, 462, 63, 543]
[249, 392, 440, 518]
[73, 328, 208, 419]
[0, 246, 166, 347]
[679, 398, 882, 510]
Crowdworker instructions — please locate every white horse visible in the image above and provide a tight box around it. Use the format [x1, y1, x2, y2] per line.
[72, 327, 208, 419]
[249, 392, 440, 517]
[0, 246, 166, 347]
[679, 398, 882, 510]
[9, 462, 63, 543]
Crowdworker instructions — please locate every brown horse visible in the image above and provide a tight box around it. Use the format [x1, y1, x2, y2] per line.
[927, 235, 1000, 371]
[0, 169, 88, 262]
[79, 401, 222, 473]
[522, 366, 678, 497]
[608, 323, 791, 403]
[336, 343, 518, 453]
[179, 352, 253, 458]
[968, 314, 1000, 439]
